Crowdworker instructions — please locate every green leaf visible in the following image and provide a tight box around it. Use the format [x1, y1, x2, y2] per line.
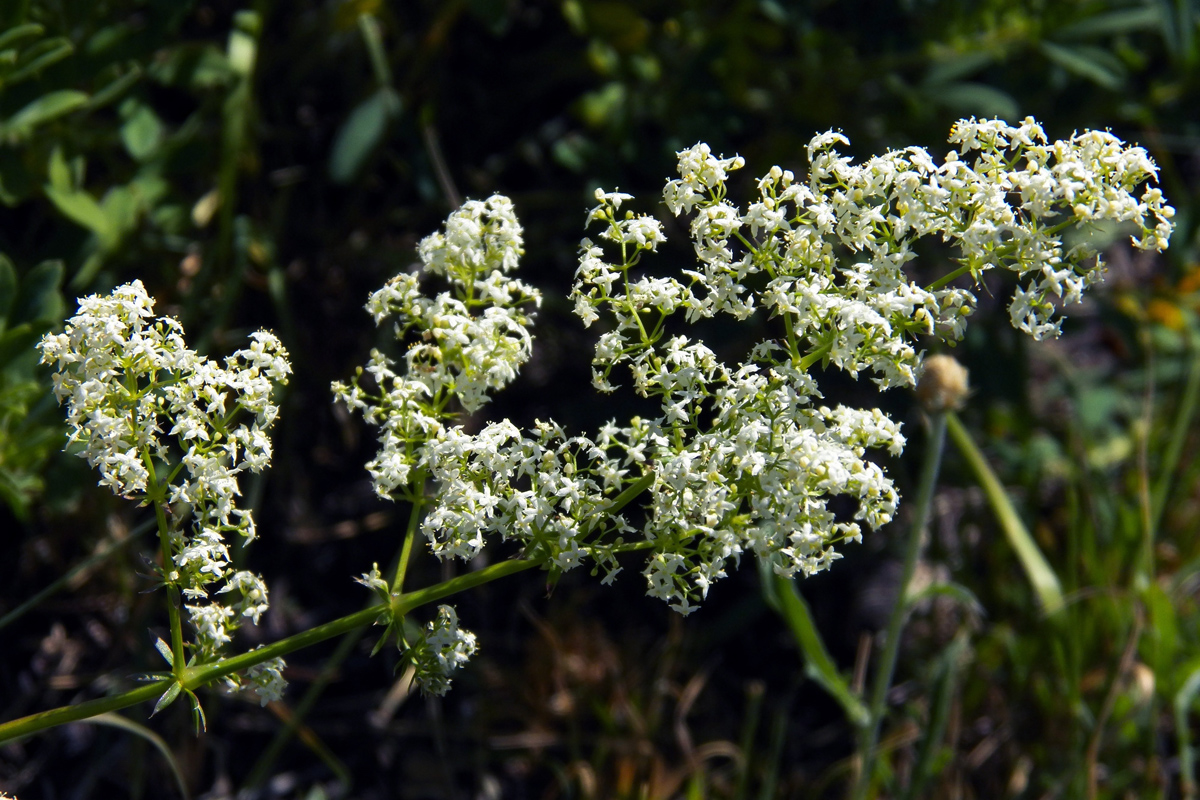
[0, 253, 15, 331]
[44, 185, 115, 246]
[0, 90, 89, 140]
[185, 689, 207, 734]
[905, 581, 985, 619]
[946, 412, 1065, 616]
[86, 64, 143, 111]
[1040, 41, 1126, 90]
[764, 566, 869, 727]
[1175, 661, 1200, 798]
[152, 681, 183, 716]
[934, 82, 1020, 122]
[47, 145, 72, 192]
[328, 87, 402, 184]
[924, 51, 997, 86]
[0, 23, 44, 53]
[14, 259, 63, 324]
[120, 103, 165, 162]
[0, 323, 44, 371]
[84, 713, 190, 800]
[6, 38, 73, 85]
[154, 637, 175, 668]
[1056, 7, 1161, 40]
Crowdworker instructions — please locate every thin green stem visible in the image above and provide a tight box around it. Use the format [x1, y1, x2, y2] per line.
[798, 341, 833, 372]
[1151, 334, 1200, 536]
[142, 451, 186, 680]
[851, 412, 947, 800]
[393, 468, 427, 591]
[926, 263, 973, 291]
[0, 557, 543, 746]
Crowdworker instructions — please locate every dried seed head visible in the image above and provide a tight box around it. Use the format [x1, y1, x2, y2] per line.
[917, 355, 969, 412]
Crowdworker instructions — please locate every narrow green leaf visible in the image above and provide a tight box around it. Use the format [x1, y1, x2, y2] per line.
[14, 259, 63, 323]
[155, 637, 175, 668]
[1040, 41, 1126, 90]
[328, 87, 402, 184]
[185, 689, 206, 734]
[1, 90, 89, 138]
[0, 323, 43, 370]
[6, 40, 72, 84]
[86, 64, 143, 111]
[934, 82, 1020, 123]
[0, 252, 15, 331]
[1175, 662, 1200, 799]
[47, 145, 72, 192]
[0, 23, 44, 52]
[152, 681, 183, 716]
[44, 185, 114, 244]
[1056, 7, 1161, 39]
[767, 568, 869, 727]
[905, 581, 985, 619]
[947, 412, 1065, 616]
[85, 713, 190, 800]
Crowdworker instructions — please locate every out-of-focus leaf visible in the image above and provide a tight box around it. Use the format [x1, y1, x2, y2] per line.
[0, 23, 44, 52]
[1040, 41, 1126, 90]
[6, 38, 72, 85]
[328, 87, 401, 184]
[14, 260, 64, 324]
[44, 185, 114, 246]
[580, 82, 625, 128]
[0, 90, 89, 140]
[120, 102, 164, 162]
[0, 253, 16, 331]
[1057, 7, 1161, 40]
[947, 411, 1065, 616]
[925, 50, 997, 86]
[47, 146, 72, 192]
[764, 566, 869, 727]
[85, 63, 142, 110]
[0, 323, 44, 370]
[84, 713, 190, 800]
[934, 82, 1020, 122]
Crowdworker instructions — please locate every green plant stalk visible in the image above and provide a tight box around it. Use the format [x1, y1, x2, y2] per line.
[772, 572, 869, 726]
[945, 411, 1065, 616]
[248, 477, 428, 788]
[1151, 336, 1200, 536]
[0, 557, 542, 746]
[143, 454, 186, 680]
[851, 411, 947, 800]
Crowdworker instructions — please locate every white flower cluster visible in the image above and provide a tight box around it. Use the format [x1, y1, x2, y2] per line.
[245, 656, 288, 706]
[347, 118, 1171, 619]
[410, 605, 478, 696]
[334, 195, 542, 498]
[40, 281, 290, 659]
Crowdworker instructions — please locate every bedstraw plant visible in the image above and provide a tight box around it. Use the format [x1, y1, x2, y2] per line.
[0, 117, 1174, 792]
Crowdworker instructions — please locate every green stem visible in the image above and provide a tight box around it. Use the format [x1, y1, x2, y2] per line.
[142, 452, 186, 680]
[394, 469, 427, 591]
[798, 341, 833, 372]
[851, 412, 947, 800]
[1151, 335, 1200, 536]
[0, 558, 543, 747]
[926, 263, 973, 291]
[946, 411, 1064, 615]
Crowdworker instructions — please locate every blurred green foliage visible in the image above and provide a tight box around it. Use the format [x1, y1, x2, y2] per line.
[2, 0, 1200, 798]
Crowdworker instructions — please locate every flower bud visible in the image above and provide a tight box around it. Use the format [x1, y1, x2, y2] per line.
[916, 354, 969, 412]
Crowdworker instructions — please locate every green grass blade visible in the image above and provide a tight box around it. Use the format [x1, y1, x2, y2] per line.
[84, 712, 190, 799]
[766, 567, 869, 727]
[946, 411, 1065, 616]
